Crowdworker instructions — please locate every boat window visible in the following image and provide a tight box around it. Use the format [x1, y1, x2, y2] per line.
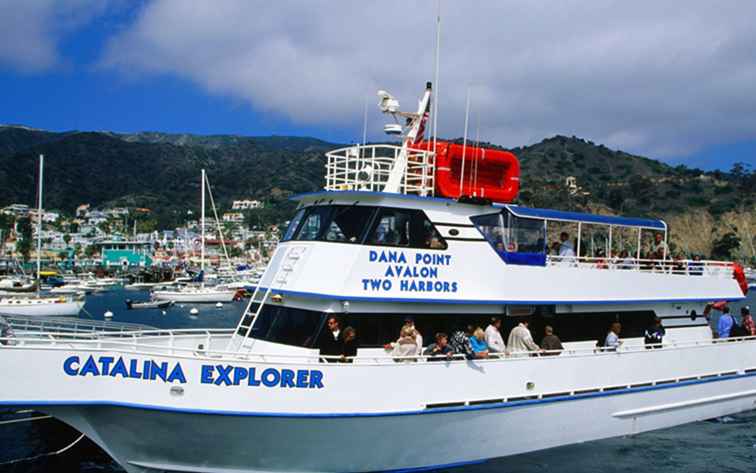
[471, 212, 545, 265]
[324, 206, 376, 243]
[366, 208, 447, 250]
[282, 208, 307, 241]
[248, 304, 326, 348]
[297, 206, 334, 241]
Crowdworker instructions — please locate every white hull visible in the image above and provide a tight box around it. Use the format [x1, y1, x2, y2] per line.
[43, 375, 756, 473]
[0, 299, 84, 316]
[152, 289, 236, 303]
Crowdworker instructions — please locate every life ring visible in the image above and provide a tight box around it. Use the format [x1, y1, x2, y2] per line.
[734, 263, 749, 295]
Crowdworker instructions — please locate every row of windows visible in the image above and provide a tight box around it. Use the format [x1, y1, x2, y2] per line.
[283, 205, 447, 250]
[246, 305, 657, 349]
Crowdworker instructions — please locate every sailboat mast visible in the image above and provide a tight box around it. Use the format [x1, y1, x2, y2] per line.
[201, 168, 206, 277]
[35, 154, 44, 294]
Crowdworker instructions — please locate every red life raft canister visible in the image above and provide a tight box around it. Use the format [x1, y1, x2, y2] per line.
[420, 141, 520, 203]
[733, 263, 749, 295]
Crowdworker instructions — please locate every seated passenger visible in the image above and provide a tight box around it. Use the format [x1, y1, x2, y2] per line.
[402, 317, 423, 355]
[688, 254, 704, 276]
[604, 322, 622, 351]
[594, 249, 608, 269]
[0, 316, 15, 346]
[469, 327, 489, 358]
[484, 317, 506, 353]
[644, 317, 665, 349]
[385, 326, 418, 362]
[423, 332, 454, 360]
[540, 325, 563, 355]
[618, 250, 635, 270]
[318, 316, 343, 362]
[340, 326, 357, 363]
[449, 328, 475, 360]
[506, 319, 540, 356]
[558, 232, 575, 258]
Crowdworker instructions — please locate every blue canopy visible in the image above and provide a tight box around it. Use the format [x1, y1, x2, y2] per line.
[503, 205, 666, 230]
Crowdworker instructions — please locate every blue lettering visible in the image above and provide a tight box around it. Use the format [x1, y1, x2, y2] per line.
[280, 369, 295, 388]
[99, 356, 114, 376]
[295, 369, 309, 388]
[248, 367, 261, 386]
[128, 359, 142, 378]
[110, 358, 129, 378]
[262, 368, 280, 387]
[152, 361, 168, 382]
[233, 367, 248, 386]
[201, 365, 214, 384]
[369, 250, 378, 262]
[166, 364, 186, 384]
[63, 356, 80, 376]
[384, 266, 395, 277]
[79, 355, 100, 377]
[309, 370, 324, 389]
[214, 365, 233, 386]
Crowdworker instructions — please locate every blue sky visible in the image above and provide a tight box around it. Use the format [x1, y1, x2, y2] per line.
[1, 1, 754, 171]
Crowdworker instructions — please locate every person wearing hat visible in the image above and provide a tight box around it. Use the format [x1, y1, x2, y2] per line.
[644, 316, 665, 349]
[741, 306, 755, 336]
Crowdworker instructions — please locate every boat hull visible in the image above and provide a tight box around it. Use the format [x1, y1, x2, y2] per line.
[0, 300, 84, 316]
[44, 374, 756, 473]
[152, 290, 236, 303]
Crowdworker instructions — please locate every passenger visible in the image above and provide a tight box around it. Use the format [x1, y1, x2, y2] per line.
[688, 255, 704, 276]
[0, 316, 15, 346]
[653, 233, 669, 259]
[318, 316, 343, 361]
[558, 232, 575, 258]
[672, 254, 686, 274]
[402, 317, 423, 355]
[604, 322, 622, 351]
[618, 250, 635, 270]
[423, 332, 454, 360]
[742, 306, 755, 336]
[506, 319, 540, 356]
[644, 316, 665, 349]
[594, 249, 608, 269]
[484, 317, 506, 353]
[386, 326, 418, 362]
[469, 327, 490, 358]
[449, 328, 475, 360]
[540, 325, 563, 355]
[340, 326, 358, 363]
[717, 307, 735, 339]
[495, 241, 506, 255]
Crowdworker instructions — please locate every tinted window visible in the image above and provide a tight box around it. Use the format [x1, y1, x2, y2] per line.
[249, 305, 325, 347]
[367, 208, 446, 249]
[324, 206, 376, 243]
[297, 206, 333, 241]
[471, 212, 544, 254]
[282, 208, 306, 242]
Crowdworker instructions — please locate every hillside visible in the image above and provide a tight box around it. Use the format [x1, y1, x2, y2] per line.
[0, 125, 753, 261]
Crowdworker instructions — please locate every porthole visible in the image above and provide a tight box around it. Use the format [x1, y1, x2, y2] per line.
[449, 228, 460, 236]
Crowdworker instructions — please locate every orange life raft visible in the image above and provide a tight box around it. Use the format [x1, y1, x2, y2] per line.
[420, 141, 520, 203]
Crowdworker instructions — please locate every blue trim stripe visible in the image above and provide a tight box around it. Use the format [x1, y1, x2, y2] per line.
[504, 204, 666, 230]
[259, 286, 745, 305]
[4, 371, 754, 419]
[381, 459, 486, 473]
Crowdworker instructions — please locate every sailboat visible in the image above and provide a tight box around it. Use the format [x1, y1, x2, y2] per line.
[0, 155, 84, 316]
[152, 170, 238, 303]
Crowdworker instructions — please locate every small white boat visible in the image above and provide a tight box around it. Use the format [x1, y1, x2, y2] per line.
[125, 282, 162, 290]
[151, 286, 237, 303]
[125, 299, 174, 310]
[0, 295, 84, 316]
[0, 277, 36, 293]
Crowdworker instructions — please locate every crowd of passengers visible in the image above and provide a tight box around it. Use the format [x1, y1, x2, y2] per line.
[503, 230, 708, 273]
[314, 312, 721, 362]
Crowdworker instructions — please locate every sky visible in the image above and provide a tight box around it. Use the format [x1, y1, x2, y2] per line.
[1, 1, 755, 171]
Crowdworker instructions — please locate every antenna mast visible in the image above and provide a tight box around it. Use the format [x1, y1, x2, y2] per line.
[36, 154, 43, 295]
[432, 0, 441, 156]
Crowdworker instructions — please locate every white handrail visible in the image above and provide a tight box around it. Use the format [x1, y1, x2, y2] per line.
[547, 255, 734, 277]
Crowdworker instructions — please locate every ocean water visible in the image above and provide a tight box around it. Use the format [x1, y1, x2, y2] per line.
[1, 289, 755, 472]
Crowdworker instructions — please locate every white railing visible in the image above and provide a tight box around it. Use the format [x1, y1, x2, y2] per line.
[324, 144, 435, 196]
[2, 326, 754, 365]
[547, 255, 734, 278]
[2, 315, 156, 335]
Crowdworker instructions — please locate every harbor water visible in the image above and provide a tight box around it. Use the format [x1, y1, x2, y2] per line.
[1, 289, 755, 473]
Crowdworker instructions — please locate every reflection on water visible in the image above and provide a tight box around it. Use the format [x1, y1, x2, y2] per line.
[1, 290, 755, 472]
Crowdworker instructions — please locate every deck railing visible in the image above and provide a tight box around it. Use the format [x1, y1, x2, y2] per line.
[547, 255, 734, 278]
[324, 144, 435, 196]
[1, 325, 752, 366]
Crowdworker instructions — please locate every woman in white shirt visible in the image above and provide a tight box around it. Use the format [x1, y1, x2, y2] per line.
[485, 317, 506, 353]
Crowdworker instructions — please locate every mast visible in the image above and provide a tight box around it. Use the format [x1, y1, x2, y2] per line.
[36, 154, 43, 295]
[459, 87, 471, 197]
[201, 168, 206, 279]
[432, 0, 441, 157]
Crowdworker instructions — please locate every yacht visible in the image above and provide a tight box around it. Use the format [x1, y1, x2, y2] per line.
[0, 83, 750, 473]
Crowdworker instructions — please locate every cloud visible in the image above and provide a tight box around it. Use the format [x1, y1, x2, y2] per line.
[0, 0, 110, 72]
[102, 1, 756, 159]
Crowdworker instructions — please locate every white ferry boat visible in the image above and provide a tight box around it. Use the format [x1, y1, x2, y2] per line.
[0, 83, 750, 473]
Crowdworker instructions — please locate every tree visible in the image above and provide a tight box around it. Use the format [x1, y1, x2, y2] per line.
[63, 233, 72, 247]
[711, 229, 741, 260]
[16, 217, 33, 262]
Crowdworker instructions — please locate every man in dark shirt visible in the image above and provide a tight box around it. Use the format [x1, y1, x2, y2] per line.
[423, 332, 454, 360]
[644, 316, 666, 348]
[318, 316, 343, 361]
[540, 325, 563, 355]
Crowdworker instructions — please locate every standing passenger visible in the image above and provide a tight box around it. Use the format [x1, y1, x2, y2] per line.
[644, 317, 665, 348]
[717, 307, 735, 339]
[449, 329, 475, 360]
[507, 319, 540, 356]
[319, 317, 344, 361]
[604, 322, 622, 351]
[403, 317, 423, 355]
[469, 327, 490, 359]
[540, 326, 563, 355]
[386, 326, 419, 362]
[340, 326, 358, 363]
[741, 306, 755, 336]
[485, 317, 506, 353]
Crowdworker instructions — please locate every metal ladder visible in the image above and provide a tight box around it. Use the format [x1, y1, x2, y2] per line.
[225, 246, 306, 353]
